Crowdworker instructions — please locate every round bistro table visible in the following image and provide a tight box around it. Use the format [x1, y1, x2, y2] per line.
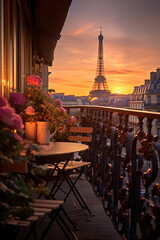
[33, 142, 88, 157]
[33, 141, 91, 216]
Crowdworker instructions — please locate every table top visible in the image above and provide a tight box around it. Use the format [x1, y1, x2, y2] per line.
[33, 142, 88, 157]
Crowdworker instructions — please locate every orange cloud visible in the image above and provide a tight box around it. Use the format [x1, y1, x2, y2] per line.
[63, 83, 89, 88]
[72, 24, 94, 36]
[49, 10, 160, 97]
[50, 66, 95, 72]
[63, 47, 85, 55]
[107, 69, 145, 75]
[49, 77, 69, 83]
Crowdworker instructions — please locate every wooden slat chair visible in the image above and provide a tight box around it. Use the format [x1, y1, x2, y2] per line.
[0, 160, 77, 240]
[52, 126, 94, 215]
[63, 126, 93, 169]
[69, 126, 93, 143]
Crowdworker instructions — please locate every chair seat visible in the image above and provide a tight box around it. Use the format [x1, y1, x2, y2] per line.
[58, 161, 91, 170]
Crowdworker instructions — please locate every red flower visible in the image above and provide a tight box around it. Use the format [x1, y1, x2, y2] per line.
[27, 75, 42, 87]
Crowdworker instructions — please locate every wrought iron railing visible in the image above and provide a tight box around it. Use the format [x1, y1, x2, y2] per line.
[65, 105, 160, 240]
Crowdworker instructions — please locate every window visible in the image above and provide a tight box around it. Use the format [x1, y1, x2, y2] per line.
[150, 84, 154, 90]
[157, 84, 160, 90]
[0, 0, 33, 97]
[148, 96, 151, 104]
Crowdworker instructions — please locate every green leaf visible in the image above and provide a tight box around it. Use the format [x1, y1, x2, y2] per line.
[0, 181, 14, 195]
[36, 184, 50, 196]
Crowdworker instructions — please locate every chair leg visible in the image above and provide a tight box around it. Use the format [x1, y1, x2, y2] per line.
[50, 170, 89, 212]
[63, 172, 82, 201]
[24, 222, 37, 240]
[54, 211, 78, 240]
[66, 174, 92, 215]
[60, 205, 78, 231]
[40, 209, 78, 240]
[65, 174, 86, 210]
[50, 173, 66, 198]
[54, 216, 72, 240]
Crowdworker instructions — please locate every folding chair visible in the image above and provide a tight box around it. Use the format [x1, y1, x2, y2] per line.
[51, 126, 94, 215]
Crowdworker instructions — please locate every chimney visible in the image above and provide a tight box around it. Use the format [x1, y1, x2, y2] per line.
[150, 72, 156, 82]
[156, 68, 160, 81]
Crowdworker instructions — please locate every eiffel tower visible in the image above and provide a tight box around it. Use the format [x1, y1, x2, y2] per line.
[89, 29, 111, 100]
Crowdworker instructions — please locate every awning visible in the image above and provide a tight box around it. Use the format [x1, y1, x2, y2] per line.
[34, 0, 72, 66]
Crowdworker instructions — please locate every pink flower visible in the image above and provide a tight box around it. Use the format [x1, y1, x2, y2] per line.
[23, 143, 29, 149]
[59, 127, 65, 133]
[59, 107, 66, 113]
[70, 116, 76, 124]
[44, 91, 51, 98]
[0, 106, 24, 129]
[14, 133, 23, 144]
[55, 99, 62, 106]
[25, 106, 35, 114]
[27, 75, 42, 87]
[9, 92, 26, 106]
[0, 96, 9, 107]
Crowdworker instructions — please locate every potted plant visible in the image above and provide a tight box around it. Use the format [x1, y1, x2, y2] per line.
[9, 75, 77, 144]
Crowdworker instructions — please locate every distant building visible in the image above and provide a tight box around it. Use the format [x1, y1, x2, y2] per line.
[77, 96, 90, 105]
[129, 80, 150, 130]
[52, 92, 130, 110]
[144, 68, 160, 137]
[51, 93, 80, 106]
[90, 94, 130, 108]
[108, 94, 130, 107]
[129, 68, 160, 138]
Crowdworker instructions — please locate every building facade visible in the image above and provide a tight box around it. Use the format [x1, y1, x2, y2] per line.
[129, 68, 160, 138]
[0, 0, 72, 98]
[51, 93, 80, 106]
[144, 68, 160, 137]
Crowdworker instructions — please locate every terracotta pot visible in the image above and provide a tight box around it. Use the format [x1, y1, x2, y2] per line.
[37, 121, 50, 145]
[25, 122, 37, 141]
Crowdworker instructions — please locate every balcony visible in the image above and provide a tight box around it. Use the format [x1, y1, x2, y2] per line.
[63, 105, 160, 240]
[144, 102, 160, 108]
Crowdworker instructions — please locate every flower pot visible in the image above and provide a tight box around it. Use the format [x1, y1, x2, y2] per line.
[25, 122, 37, 141]
[37, 121, 50, 145]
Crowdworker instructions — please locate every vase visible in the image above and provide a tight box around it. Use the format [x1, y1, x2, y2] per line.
[37, 121, 50, 145]
[25, 122, 37, 141]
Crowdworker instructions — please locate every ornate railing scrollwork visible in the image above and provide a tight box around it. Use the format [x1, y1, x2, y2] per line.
[65, 105, 160, 240]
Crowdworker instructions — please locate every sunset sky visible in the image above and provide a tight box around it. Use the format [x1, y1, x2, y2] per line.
[49, 0, 160, 96]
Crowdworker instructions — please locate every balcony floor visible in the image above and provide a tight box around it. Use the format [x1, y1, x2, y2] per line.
[18, 175, 121, 240]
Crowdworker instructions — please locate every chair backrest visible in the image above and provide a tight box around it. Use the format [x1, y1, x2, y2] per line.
[68, 126, 93, 143]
